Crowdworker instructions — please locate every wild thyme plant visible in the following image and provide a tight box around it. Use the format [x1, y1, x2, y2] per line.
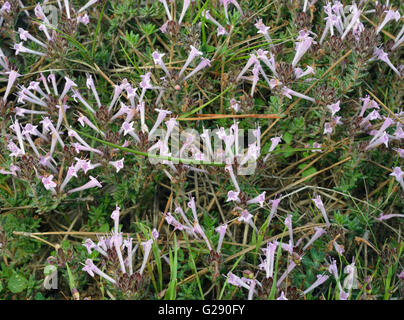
[0, 0, 403, 300]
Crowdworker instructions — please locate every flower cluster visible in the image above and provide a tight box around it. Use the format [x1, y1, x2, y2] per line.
[82, 205, 158, 295]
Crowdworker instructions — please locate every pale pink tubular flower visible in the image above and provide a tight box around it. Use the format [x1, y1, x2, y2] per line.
[328, 257, 339, 280]
[250, 63, 260, 96]
[7, 141, 23, 158]
[10, 119, 25, 154]
[376, 212, 404, 221]
[376, 9, 400, 34]
[365, 132, 389, 150]
[360, 110, 381, 127]
[284, 214, 294, 246]
[294, 65, 314, 79]
[13, 42, 46, 56]
[302, 227, 326, 251]
[226, 190, 240, 202]
[178, 0, 190, 24]
[67, 176, 102, 194]
[77, 14, 90, 25]
[174, 206, 193, 230]
[236, 54, 259, 81]
[72, 89, 96, 114]
[202, 10, 228, 36]
[75, 158, 100, 175]
[230, 98, 240, 112]
[108, 84, 123, 113]
[215, 224, 227, 253]
[21, 124, 41, 157]
[324, 122, 333, 135]
[225, 164, 240, 192]
[333, 241, 344, 255]
[158, 0, 172, 20]
[268, 196, 281, 225]
[73, 142, 103, 155]
[393, 148, 404, 158]
[68, 129, 92, 149]
[149, 108, 172, 138]
[42, 175, 57, 191]
[123, 237, 134, 275]
[262, 241, 278, 279]
[246, 191, 266, 207]
[109, 158, 124, 173]
[193, 223, 212, 251]
[373, 47, 401, 77]
[312, 195, 330, 227]
[18, 27, 47, 48]
[187, 196, 199, 223]
[267, 136, 282, 154]
[78, 113, 105, 137]
[110, 102, 130, 121]
[245, 278, 256, 300]
[60, 76, 77, 100]
[152, 228, 159, 240]
[60, 165, 78, 191]
[0, 48, 9, 70]
[110, 205, 120, 234]
[152, 51, 170, 77]
[28, 80, 48, 99]
[343, 259, 357, 295]
[78, 0, 98, 13]
[179, 45, 203, 78]
[230, 0, 243, 15]
[222, 0, 243, 18]
[1, 1, 10, 14]
[82, 259, 116, 284]
[34, 3, 50, 23]
[238, 209, 257, 233]
[327, 101, 340, 116]
[303, 274, 329, 295]
[281, 86, 315, 102]
[277, 259, 298, 287]
[111, 234, 126, 274]
[220, 0, 231, 23]
[341, 4, 362, 40]
[182, 57, 211, 82]
[3, 70, 20, 102]
[255, 19, 273, 46]
[292, 31, 316, 67]
[319, 4, 335, 44]
[392, 26, 404, 50]
[120, 121, 140, 143]
[257, 49, 277, 76]
[63, 0, 71, 19]
[390, 167, 404, 191]
[47, 73, 58, 95]
[86, 75, 101, 108]
[277, 291, 288, 300]
[0, 165, 19, 176]
[226, 272, 251, 290]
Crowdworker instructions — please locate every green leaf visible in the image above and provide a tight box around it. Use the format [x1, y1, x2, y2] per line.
[283, 132, 293, 144]
[302, 167, 317, 179]
[61, 240, 70, 251]
[8, 273, 28, 293]
[35, 292, 45, 300]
